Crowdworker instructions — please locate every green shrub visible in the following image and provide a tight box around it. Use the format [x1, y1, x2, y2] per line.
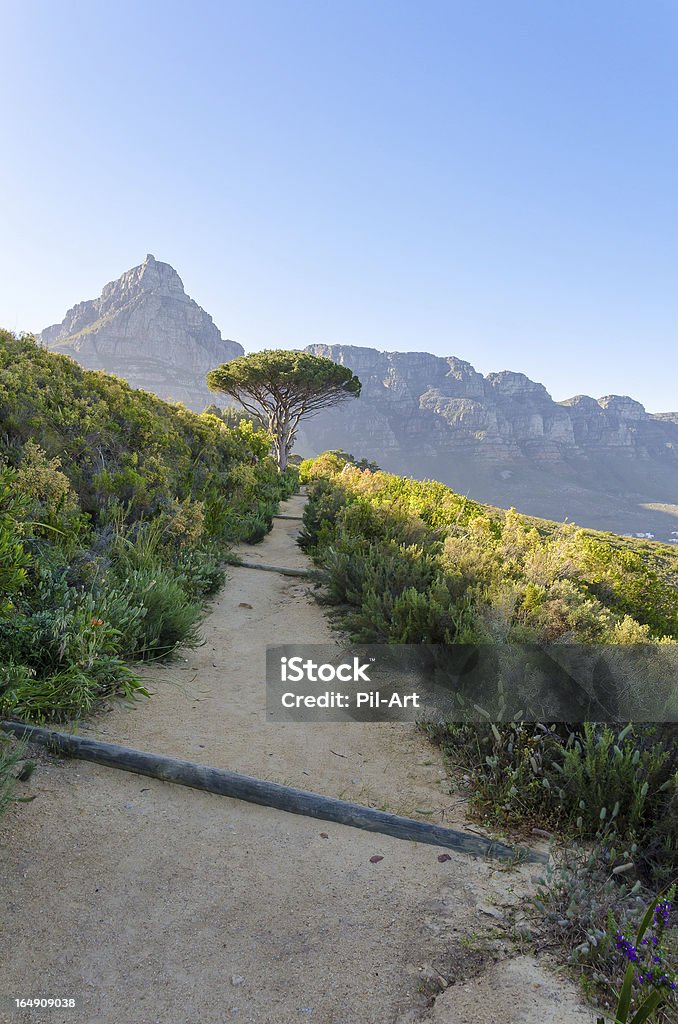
[298, 477, 351, 551]
[535, 857, 677, 1023]
[110, 568, 203, 660]
[300, 455, 678, 644]
[428, 721, 677, 885]
[242, 514, 272, 545]
[174, 547, 226, 598]
[299, 450, 353, 483]
[0, 732, 27, 819]
[1, 660, 140, 721]
[301, 453, 678, 885]
[0, 330, 297, 721]
[0, 468, 31, 613]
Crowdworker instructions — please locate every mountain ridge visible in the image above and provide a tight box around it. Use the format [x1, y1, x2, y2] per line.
[300, 342, 678, 463]
[36, 257, 678, 539]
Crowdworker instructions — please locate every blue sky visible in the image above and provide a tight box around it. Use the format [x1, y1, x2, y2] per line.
[2, 0, 677, 411]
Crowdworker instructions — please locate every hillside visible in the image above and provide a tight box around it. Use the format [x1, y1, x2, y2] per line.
[298, 345, 678, 543]
[0, 330, 295, 718]
[298, 452, 678, 884]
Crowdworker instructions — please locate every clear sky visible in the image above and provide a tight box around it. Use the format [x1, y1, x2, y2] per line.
[2, 0, 677, 411]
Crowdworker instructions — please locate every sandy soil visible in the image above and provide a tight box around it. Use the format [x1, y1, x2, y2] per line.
[0, 495, 596, 1024]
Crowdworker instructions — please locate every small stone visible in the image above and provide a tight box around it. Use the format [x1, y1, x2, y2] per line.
[479, 905, 504, 920]
[231, 975, 244, 986]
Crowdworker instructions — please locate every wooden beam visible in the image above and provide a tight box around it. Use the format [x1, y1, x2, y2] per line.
[1, 721, 546, 864]
[229, 560, 315, 578]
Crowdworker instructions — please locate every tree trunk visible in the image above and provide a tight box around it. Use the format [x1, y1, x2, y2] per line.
[274, 408, 291, 472]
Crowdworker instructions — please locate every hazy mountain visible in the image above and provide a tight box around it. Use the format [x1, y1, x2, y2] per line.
[39, 260, 678, 540]
[298, 344, 678, 542]
[39, 255, 243, 410]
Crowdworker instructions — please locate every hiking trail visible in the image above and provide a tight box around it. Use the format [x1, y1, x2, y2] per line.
[1, 494, 595, 1024]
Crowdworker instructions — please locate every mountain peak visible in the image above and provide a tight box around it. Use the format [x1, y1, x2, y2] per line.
[39, 258, 243, 409]
[100, 254, 186, 303]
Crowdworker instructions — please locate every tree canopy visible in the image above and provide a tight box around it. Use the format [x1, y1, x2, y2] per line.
[207, 350, 362, 470]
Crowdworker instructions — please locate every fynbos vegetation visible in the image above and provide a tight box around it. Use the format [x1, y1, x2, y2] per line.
[299, 451, 677, 1019]
[0, 331, 297, 724]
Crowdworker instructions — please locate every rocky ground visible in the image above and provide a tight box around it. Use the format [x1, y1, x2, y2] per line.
[0, 496, 596, 1024]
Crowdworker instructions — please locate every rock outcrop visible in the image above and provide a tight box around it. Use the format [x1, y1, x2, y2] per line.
[38, 265, 678, 539]
[40, 255, 243, 410]
[300, 344, 678, 463]
[298, 344, 678, 540]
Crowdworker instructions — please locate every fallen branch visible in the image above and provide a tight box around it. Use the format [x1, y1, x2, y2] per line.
[1, 721, 546, 864]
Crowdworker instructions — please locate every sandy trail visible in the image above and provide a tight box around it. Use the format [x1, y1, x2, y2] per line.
[82, 494, 459, 820]
[0, 495, 594, 1024]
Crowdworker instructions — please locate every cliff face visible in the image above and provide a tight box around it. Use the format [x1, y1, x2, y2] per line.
[300, 344, 678, 462]
[299, 345, 678, 540]
[38, 269, 678, 539]
[39, 255, 243, 410]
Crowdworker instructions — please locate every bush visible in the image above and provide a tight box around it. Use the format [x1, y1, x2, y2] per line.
[429, 721, 677, 886]
[0, 330, 298, 721]
[300, 453, 678, 886]
[300, 454, 678, 642]
[110, 568, 203, 660]
[535, 854, 677, 1022]
[0, 733, 27, 818]
[299, 450, 379, 484]
[0, 469, 31, 614]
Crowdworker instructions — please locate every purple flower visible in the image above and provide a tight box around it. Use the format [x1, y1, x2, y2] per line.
[653, 901, 671, 929]
[615, 934, 641, 963]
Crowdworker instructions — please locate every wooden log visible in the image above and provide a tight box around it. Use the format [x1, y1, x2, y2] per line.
[230, 560, 315, 578]
[273, 514, 305, 521]
[1, 720, 546, 864]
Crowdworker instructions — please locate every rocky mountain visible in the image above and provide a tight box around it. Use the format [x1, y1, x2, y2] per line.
[37, 261, 678, 540]
[39, 255, 243, 409]
[298, 345, 678, 541]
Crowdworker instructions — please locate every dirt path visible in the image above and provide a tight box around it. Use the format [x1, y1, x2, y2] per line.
[0, 495, 595, 1024]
